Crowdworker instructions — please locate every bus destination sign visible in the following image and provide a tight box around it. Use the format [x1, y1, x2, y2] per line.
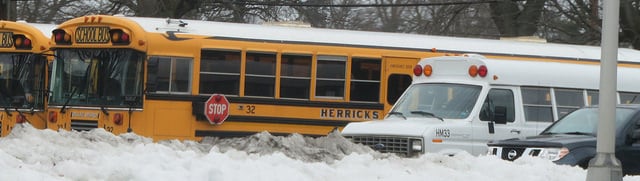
[75, 26, 110, 43]
[0, 32, 13, 48]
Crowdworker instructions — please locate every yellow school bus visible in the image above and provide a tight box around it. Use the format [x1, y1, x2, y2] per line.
[0, 21, 54, 136]
[47, 15, 637, 141]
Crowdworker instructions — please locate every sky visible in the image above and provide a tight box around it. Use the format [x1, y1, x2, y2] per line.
[1, 124, 639, 181]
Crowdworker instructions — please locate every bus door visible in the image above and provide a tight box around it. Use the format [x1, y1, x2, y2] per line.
[472, 86, 523, 155]
[383, 57, 417, 113]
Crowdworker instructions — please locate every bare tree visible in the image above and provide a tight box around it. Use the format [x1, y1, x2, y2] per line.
[405, 1, 498, 38]
[620, 0, 640, 49]
[372, 0, 410, 32]
[537, 0, 600, 45]
[489, 0, 546, 37]
[193, 0, 285, 23]
[109, 0, 200, 18]
[16, 0, 639, 50]
[15, 0, 127, 23]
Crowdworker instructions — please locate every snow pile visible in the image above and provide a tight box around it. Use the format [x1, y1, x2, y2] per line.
[0, 124, 638, 181]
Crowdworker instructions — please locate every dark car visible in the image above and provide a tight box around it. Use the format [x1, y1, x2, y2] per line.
[487, 104, 640, 175]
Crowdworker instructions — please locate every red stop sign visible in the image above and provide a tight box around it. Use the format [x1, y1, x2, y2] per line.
[204, 94, 229, 125]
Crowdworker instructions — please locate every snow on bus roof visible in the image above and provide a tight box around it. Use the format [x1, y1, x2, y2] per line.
[125, 16, 640, 63]
[16, 21, 56, 37]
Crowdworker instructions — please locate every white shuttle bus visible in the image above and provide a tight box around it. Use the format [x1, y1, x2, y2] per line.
[341, 53, 640, 157]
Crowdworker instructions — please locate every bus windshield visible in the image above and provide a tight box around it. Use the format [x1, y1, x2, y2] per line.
[0, 53, 47, 109]
[390, 83, 482, 119]
[49, 49, 144, 107]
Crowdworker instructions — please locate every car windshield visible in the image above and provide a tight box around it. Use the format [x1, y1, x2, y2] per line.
[541, 107, 637, 135]
[0, 53, 47, 109]
[48, 49, 144, 107]
[389, 83, 482, 119]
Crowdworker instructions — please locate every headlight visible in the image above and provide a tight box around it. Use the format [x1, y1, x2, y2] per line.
[538, 147, 570, 161]
[411, 139, 423, 152]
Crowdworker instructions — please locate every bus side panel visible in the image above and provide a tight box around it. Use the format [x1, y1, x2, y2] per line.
[145, 100, 194, 140]
[191, 101, 382, 137]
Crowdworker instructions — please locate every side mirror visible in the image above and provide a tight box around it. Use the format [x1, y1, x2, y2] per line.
[493, 106, 508, 124]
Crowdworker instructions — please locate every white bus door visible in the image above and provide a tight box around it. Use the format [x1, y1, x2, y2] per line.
[471, 87, 524, 155]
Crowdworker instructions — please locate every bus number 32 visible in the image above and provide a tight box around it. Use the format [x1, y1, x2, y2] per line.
[245, 105, 255, 114]
[103, 124, 114, 132]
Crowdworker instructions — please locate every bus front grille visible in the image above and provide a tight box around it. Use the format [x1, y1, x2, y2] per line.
[71, 120, 98, 132]
[347, 136, 413, 156]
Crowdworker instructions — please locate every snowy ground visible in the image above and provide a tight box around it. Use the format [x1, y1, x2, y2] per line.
[1, 124, 639, 181]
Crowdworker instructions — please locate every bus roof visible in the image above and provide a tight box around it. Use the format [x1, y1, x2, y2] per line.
[414, 55, 640, 92]
[120, 16, 640, 63]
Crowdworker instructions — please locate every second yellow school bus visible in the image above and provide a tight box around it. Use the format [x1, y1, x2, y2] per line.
[46, 15, 640, 141]
[0, 21, 54, 137]
[47, 15, 433, 140]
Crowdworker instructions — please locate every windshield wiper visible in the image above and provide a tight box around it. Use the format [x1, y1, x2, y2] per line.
[410, 111, 444, 121]
[561, 131, 595, 136]
[100, 106, 109, 116]
[388, 111, 406, 120]
[2, 107, 10, 116]
[60, 87, 78, 114]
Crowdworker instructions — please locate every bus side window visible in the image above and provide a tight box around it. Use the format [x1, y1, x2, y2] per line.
[149, 56, 192, 94]
[156, 57, 172, 92]
[316, 55, 346, 98]
[480, 88, 515, 122]
[172, 58, 193, 93]
[522, 87, 553, 122]
[620, 92, 640, 104]
[200, 50, 241, 95]
[587, 90, 599, 106]
[350, 57, 381, 102]
[146, 57, 158, 93]
[555, 88, 584, 118]
[280, 54, 311, 99]
[245, 51, 276, 97]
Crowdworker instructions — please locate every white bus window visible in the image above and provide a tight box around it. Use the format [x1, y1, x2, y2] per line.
[280, 54, 311, 99]
[555, 88, 584, 118]
[587, 90, 599, 105]
[620, 92, 640, 104]
[522, 87, 553, 122]
[350, 57, 380, 102]
[480, 89, 515, 122]
[200, 50, 241, 95]
[245, 52, 276, 97]
[316, 55, 346, 98]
